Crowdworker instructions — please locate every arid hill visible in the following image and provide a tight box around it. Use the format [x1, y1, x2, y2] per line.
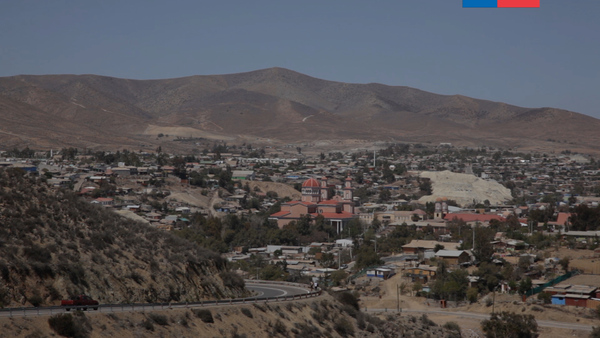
[0, 168, 245, 308]
[0, 295, 461, 338]
[1, 67, 599, 153]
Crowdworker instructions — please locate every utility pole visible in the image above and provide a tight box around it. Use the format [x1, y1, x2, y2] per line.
[397, 284, 400, 312]
[373, 150, 376, 168]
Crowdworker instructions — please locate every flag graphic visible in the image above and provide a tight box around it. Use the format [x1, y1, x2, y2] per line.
[463, 0, 540, 7]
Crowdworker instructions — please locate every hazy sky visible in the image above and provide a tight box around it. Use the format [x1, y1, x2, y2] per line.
[1, 0, 599, 118]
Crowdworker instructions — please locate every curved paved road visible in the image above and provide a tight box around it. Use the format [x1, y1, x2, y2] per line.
[244, 283, 311, 299]
[0, 282, 315, 318]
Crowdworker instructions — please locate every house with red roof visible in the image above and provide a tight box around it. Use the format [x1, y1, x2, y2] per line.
[548, 212, 571, 229]
[443, 213, 505, 226]
[91, 197, 114, 207]
[269, 177, 356, 233]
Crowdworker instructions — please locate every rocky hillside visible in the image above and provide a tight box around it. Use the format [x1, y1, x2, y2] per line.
[0, 295, 462, 338]
[0, 168, 245, 308]
[1, 68, 600, 153]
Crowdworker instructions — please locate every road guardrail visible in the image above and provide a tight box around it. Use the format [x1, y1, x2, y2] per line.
[0, 280, 322, 318]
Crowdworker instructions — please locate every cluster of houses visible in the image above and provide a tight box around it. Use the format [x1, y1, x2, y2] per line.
[545, 283, 600, 309]
[2, 145, 600, 308]
[226, 239, 355, 281]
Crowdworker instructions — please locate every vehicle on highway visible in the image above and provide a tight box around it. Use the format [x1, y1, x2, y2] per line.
[61, 295, 99, 311]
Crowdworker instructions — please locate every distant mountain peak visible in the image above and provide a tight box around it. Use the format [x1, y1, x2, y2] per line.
[1, 69, 599, 153]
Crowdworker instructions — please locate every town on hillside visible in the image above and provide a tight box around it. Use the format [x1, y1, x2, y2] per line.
[3, 142, 600, 314]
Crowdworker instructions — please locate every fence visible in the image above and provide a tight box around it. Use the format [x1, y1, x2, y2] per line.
[525, 269, 581, 297]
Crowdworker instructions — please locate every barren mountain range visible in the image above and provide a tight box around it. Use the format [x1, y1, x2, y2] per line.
[1, 67, 599, 153]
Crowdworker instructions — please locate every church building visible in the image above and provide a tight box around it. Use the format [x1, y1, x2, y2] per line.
[269, 176, 356, 233]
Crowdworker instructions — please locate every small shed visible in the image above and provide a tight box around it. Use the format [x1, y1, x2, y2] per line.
[366, 267, 395, 279]
[565, 294, 590, 307]
[551, 295, 566, 305]
[435, 250, 471, 265]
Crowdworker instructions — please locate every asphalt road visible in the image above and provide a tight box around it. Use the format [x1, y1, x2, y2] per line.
[363, 307, 594, 332]
[0, 282, 314, 318]
[244, 283, 312, 300]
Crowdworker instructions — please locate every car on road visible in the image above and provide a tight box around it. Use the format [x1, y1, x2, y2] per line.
[61, 295, 99, 311]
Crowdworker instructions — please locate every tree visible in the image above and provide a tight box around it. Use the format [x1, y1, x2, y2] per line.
[473, 226, 495, 263]
[378, 189, 391, 203]
[260, 264, 288, 281]
[399, 282, 409, 295]
[330, 270, 348, 286]
[590, 326, 600, 338]
[319, 253, 336, 269]
[518, 278, 532, 295]
[467, 287, 479, 303]
[559, 257, 570, 272]
[537, 292, 551, 304]
[371, 217, 382, 231]
[419, 179, 432, 194]
[481, 312, 539, 338]
[354, 245, 382, 270]
[412, 281, 423, 295]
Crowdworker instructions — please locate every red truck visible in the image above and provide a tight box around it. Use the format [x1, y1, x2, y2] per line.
[61, 295, 99, 311]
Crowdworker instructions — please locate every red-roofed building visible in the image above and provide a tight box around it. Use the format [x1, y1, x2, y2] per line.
[548, 212, 571, 228]
[443, 213, 505, 225]
[91, 197, 114, 206]
[270, 177, 356, 232]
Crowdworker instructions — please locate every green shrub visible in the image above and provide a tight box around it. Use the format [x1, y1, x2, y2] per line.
[467, 287, 478, 303]
[141, 319, 154, 331]
[481, 311, 538, 338]
[48, 313, 89, 338]
[443, 321, 461, 331]
[147, 313, 169, 326]
[335, 291, 360, 310]
[293, 322, 321, 337]
[271, 319, 287, 336]
[220, 271, 245, 289]
[28, 292, 43, 307]
[444, 321, 461, 338]
[334, 317, 354, 336]
[193, 309, 214, 323]
[240, 307, 253, 318]
[421, 314, 436, 327]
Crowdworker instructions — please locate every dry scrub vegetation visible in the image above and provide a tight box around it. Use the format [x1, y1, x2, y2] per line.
[1, 295, 460, 338]
[0, 168, 245, 308]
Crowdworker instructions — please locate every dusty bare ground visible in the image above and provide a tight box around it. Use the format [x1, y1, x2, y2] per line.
[356, 272, 598, 338]
[246, 181, 302, 200]
[502, 248, 600, 275]
[540, 248, 600, 274]
[418, 170, 513, 206]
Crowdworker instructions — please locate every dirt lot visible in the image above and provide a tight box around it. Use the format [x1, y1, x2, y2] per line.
[247, 181, 302, 200]
[356, 272, 598, 337]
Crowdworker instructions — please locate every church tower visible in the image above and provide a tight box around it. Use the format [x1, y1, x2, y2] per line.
[320, 176, 328, 201]
[343, 176, 353, 201]
[301, 178, 321, 203]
